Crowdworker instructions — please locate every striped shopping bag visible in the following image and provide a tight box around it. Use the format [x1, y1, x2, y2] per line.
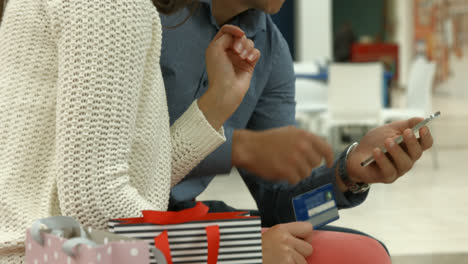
[109, 202, 263, 264]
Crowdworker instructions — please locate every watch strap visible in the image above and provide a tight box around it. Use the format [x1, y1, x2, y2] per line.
[339, 143, 370, 194]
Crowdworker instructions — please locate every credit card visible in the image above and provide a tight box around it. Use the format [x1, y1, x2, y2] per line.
[292, 184, 339, 229]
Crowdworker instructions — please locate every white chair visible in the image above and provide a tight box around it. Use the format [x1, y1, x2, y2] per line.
[382, 57, 436, 122]
[295, 78, 327, 113]
[320, 63, 384, 150]
[294, 62, 328, 132]
[381, 57, 439, 168]
[294, 62, 320, 76]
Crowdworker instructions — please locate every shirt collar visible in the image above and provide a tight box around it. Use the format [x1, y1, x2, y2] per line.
[198, 0, 266, 38]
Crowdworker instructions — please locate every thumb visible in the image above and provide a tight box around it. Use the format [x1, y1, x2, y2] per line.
[281, 222, 314, 239]
[216, 25, 245, 40]
[390, 117, 424, 132]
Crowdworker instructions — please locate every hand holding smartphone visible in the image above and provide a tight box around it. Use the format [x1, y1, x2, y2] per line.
[360, 111, 441, 167]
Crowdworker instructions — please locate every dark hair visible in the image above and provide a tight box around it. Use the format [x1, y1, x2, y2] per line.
[0, 0, 5, 26]
[153, 0, 199, 28]
[152, 0, 196, 15]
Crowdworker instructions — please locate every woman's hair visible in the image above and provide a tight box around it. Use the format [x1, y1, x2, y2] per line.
[0, 0, 5, 25]
[153, 0, 200, 28]
[152, 0, 196, 15]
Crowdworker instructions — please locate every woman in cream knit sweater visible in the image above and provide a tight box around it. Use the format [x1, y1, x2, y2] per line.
[0, 0, 261, 262]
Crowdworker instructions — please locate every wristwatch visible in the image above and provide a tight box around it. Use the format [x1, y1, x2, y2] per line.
[338, 142, 370, 194]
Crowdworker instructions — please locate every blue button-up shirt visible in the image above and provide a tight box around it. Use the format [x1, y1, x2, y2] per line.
[160, 0, 367, 226]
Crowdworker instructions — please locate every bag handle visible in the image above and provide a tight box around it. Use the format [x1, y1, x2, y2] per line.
[154, 225, 220, 264]
[150, 247, 168, 264]
[205, 225, 220, 264]
[31, 216, 88, 246]
[62, 237, 97, 257]
[63, 236, 167, 260]
[32, 216, 165, 261]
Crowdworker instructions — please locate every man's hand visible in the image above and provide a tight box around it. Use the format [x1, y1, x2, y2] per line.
[262, 222, 314, 264]
[346, 117, 434, 184]
[233, 126, 334, 185]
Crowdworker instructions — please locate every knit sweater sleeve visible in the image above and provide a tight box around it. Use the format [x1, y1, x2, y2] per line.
[50, 0, 169, 227]
[170, 101, 226, 187]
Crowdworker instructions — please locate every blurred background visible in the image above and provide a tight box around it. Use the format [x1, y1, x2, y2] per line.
[198, 0, 468, 263]
[1, 0, 467, 263]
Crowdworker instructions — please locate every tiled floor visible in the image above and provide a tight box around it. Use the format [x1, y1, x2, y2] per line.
[198, 48, 468, 263]
[392, 253, 468, 264]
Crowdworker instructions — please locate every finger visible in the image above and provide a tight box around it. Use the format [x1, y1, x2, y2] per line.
[384, 138, 413, 176]
[287, 172, 302, 185]
[214, 25, 245, 41]
[232, 37, 244, 55]
[212, 33, 235, 51]
[232, 35, 252, 57]
[280, 222, 314, 239]
[225, 48, 260, 83]
[373, 148, 398, 183]
[403, 128, 423, 161]
[407, 117, 425, 128]
[389, 117, 424, 133]
[303, 147, 322, 171]
[419, 126, 434, 150]
[290, 237, 314, 257]
[297, 135, 321, 169]
[246, 48, 261, 64]
[295, 156, 313, 181]
[278, 164, 301, 185]
[291, 249, 308, 264]
[306, 134, 334, 168]
[240, 38, 254, 59]
[226, 50, 255, 74]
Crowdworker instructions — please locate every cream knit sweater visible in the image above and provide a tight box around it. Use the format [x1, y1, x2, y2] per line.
[0, 0, 226, 262]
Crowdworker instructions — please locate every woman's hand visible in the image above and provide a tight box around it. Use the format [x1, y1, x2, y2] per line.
[262, 222, 314, 264]
[198, 25, 261, 130]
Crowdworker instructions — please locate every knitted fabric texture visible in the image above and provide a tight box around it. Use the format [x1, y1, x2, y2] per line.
[0, 0, 225, 262]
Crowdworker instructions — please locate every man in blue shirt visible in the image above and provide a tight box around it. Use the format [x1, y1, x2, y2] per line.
[161, 0, 434, 261]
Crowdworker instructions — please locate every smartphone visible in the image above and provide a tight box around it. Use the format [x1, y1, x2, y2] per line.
[360, 111, 441, 167]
